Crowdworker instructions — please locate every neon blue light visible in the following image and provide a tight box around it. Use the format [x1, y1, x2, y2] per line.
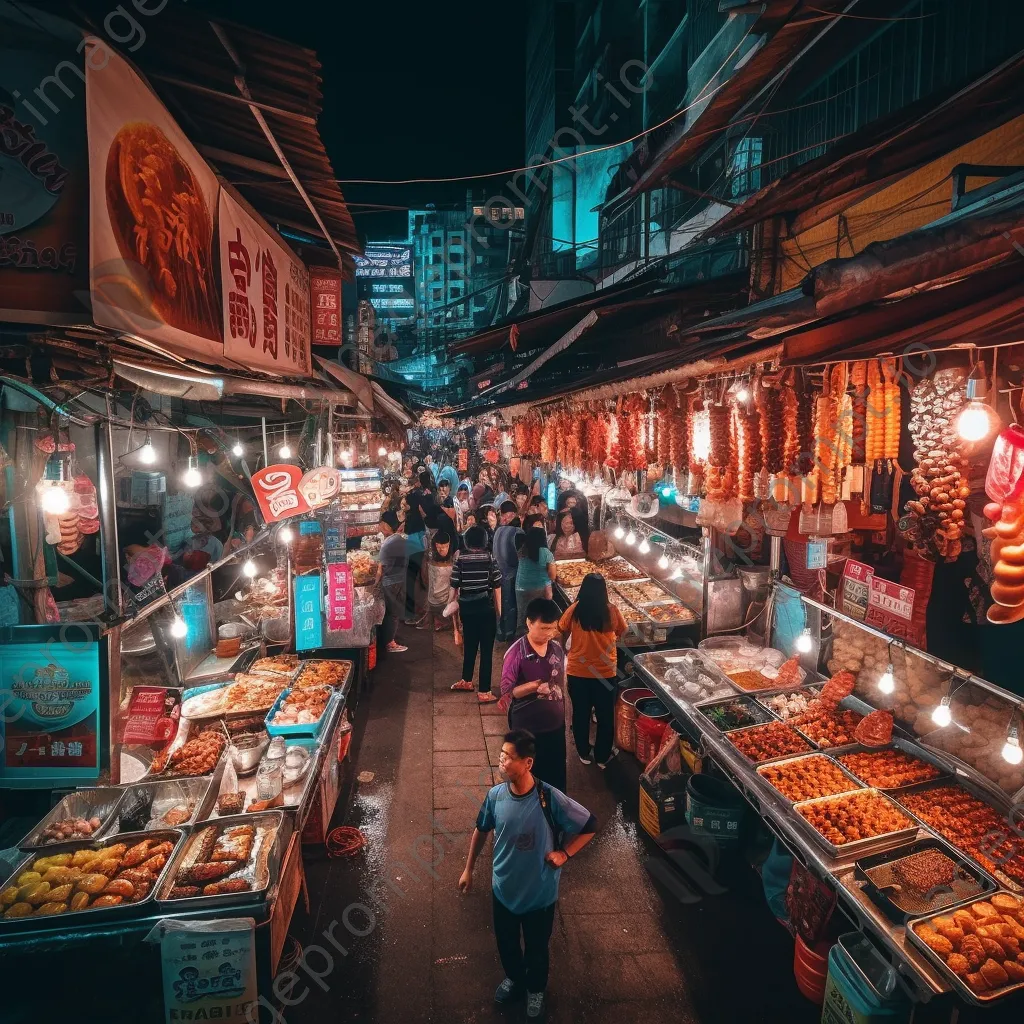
[546, 482, 557, 509]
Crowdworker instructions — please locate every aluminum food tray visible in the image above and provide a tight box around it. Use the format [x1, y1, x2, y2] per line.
[18, 788, 127, 850]
[755, 753, 864, 804]
[723, 721, 816, 765]
[293, 659, 353, 690]
[785, 700, 868, 753]
[155, 810, 285, 911]
[751, 684, 823, 721]
[853, 836, 997, 924]
[112, 774, 220, 833]
[826, 739, 952, 794]
[906, 893, 1024, 1005]
[597, 556, 649, 583]
[696, 694, 778, 732]
[145, 719, 231, 782]
[791, 787, 921, 860]
[0, 829, 185, 931]
[632, 649, 742, 706]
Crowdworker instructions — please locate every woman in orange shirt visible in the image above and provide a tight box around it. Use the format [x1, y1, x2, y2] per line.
[558, 572, 628, 767]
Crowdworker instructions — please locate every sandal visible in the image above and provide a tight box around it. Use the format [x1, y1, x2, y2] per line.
[477, 692, 498, 704]
[450, 680, 475, 691]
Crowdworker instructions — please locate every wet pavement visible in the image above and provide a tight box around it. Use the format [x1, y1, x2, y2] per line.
[284, 624, 824, 1023]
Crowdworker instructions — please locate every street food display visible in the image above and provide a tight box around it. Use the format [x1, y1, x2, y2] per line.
[728, 721, 813, 762]
[699, 696, 774, 731]
[555, 560, 602, 587]
[837, 749, 943, 790]
[225, 675, 290, 713]
[757, 754, 860, 802]
[269, 686, 332, 727]
[293, 660, 352, 689]
[614, 581, 669, 605]
[633, 651, 737, 703]
[150, 726, 226, 778]
[789, 705, 864, 748]
[727, 669, 776, 691]
[757, 687, 821, 721]
[249, 654, 299, 678]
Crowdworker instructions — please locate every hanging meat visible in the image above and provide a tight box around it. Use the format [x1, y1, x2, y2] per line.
[796, 373, 816, 475]
[881, 358, 901, 461]
[905, 369, 969, 562]
[759, 385, 785, 475]
[850, 361, 868, 465]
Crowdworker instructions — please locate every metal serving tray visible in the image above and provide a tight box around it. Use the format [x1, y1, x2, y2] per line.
[293, 659, 353, 690]
[112, 775, 220, 834]
[786, 703, 866, 753]
[632, 649, 742, 704]
[155, 810, 285, 911]
[751, 684, 823, 722]
[826, 739, 951, 794]
[791, 787, 921, 860]
[597, 556, 649, 583]
[696, 694, 778, 732]
[145, 719, 231, 781]
[906, 892, 1024, 1005]
[755, 752, 864, 804]
[723, 721, 816, 765]
[854, 836, 997, 924]
[0, 829, 185, 930]
[18, 788, 127, 850]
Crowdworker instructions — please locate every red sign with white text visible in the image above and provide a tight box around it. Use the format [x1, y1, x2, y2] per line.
[310, 268, 342, 345]
[327, 562, 354, 631]
[252, 465, 312, 524]
[121, 686, 179, 746]
[867, 576, 915, 639]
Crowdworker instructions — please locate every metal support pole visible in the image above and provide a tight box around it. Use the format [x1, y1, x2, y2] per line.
[261, 417, 269, 466]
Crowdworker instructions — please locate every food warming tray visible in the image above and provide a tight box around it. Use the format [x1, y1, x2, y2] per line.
[18, 788, 127, 850]
[155, 810, 285, 911]
[0, 829, 185, 930]
[826, 738, 951, 794]
[791, 788, 921, 860]
[145, 719, 231, 781]
[696, 694, 777, 732]
[854, 837, 996, 924]
[754, 753, 863, 804]
[906, 893, 1024, 1005]
[596, 556, 649, 582]
[111, 775, 220, 833]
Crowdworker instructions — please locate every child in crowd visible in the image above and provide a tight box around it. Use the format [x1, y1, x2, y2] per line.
[420, 532, 458, 638]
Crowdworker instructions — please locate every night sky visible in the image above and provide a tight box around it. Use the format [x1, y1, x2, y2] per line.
[195, 0, 526, 240]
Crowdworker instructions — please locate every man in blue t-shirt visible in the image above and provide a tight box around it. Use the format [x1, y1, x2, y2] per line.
[459, 729, 597, 1019]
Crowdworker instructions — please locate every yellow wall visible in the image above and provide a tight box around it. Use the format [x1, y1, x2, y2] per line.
[776, 114, 1024, 292]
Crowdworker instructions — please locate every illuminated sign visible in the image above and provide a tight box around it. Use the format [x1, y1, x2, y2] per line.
[354, 244, 413, 279]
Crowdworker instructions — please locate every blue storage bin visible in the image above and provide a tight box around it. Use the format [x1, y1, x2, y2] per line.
[265, 687, 335, 739]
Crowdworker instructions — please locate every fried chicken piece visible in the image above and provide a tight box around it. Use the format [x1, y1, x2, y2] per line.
[980, 937, 1006, 959]
[972, 901, 1000, 920]
[953, 910, 979, 935]
[980, 959, 1010, 988]
[992, 893, 1024, 914]
[946, 953, 971, 976]
[961, 934, 986, 970]
[965, 971, 990, 993]
[917, 927, 954, 956]
[938, 925, 965, 946]
[1004, 960, 1024, 982]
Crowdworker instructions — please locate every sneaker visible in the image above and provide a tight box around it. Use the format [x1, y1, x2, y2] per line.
[478, 692, 498, 704]
[450, 680, 475, 691]
[597, 747, 619, 769]
[526, 991, 545, 1018]
[578, 754, 593, 765]
[386, 641, 408, 653]
[494, 978, 523, 1004]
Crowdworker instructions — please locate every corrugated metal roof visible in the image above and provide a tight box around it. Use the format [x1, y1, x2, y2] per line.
[49, 2, 359, 269]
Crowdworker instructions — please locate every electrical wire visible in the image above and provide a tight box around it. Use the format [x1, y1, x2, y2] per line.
[326, 826, 367, 858]
[805, 4, 936, 20]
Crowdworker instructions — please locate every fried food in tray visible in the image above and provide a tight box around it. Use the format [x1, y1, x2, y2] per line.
[225, 675, 287, 713]
[727, 669, 775, 691]
[897, 785, 1024, 890]
[609, 593, 646, 625]
[727, 721, 812, 763]
[0, 833, 178, 922]
[555, 560, 601, 587]
[271, 686, 332, 726]
[293, 660, 352, 689]
[614, 581, 667, 605]
[597, 557, 647, 582]
[756, 754, 860, 802]
[837, 749, 942, 790]
[249, 654, 299, 678]
[795, 790, 914, 848]
[645, 602, 695, 624]
[909, 892, 1024, 1000]
[788, 703, 864, 748]
[150, 726, 225, 778]
[161, 818, 276, 903]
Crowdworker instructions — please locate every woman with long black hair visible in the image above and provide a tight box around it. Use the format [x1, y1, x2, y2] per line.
[558, 573, 628, 767]
[514, 526, 556, 636]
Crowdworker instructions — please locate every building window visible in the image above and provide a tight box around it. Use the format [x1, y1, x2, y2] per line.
[730, 137, 763, 198]
[515, 207, 525, 219]
[472, 206, 484, 216]
[431, 288, 443, 302]
[449, 251, 463, 264]
[450, 235, 463, 246]
[432, 235, 443, 247]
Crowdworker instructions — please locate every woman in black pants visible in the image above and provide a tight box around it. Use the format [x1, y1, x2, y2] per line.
[558, 573, 628, 767]
[448, 525, 503, 703]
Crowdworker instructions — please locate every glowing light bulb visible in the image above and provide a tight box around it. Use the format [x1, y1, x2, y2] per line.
[377, 446, 388, 457]
[41, 484, 70, 515]
[658, 554, 670, 570]
[638, 537, 651, 555]
[670, 567, 683, 580]
[625, 529, 637, 546]
[139, 434, 156, 464]
[735, 387, 750, 404]
[795, 628, 813, 654]
[932, 698, 952, 727]
[956, 401, 1000, 442]
[170, 616, 187, 639]
[614, 524, 625, 540]
[279, 444, 292, 460]
[232, 441, 245, 458]
[1003, 725, 1023, 765]
[242, 559, 258, 579]
[183, 458, 202, 488]
[279, 526, 294, 544]
[878, 663, 895, 694]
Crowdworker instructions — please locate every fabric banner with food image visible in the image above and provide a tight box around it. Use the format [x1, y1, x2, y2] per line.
[86, 46, 222, 357]
[219, 189, 311, 377]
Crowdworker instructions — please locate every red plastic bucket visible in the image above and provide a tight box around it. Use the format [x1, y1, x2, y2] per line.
[615, 687, 654, 753]
[633, 697, 670, 765]
[794, 935, 831, 1005]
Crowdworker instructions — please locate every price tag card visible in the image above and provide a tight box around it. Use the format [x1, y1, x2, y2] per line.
[806, 538, 828, 570]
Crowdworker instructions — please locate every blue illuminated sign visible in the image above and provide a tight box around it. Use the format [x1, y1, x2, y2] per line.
[294, 575, 323, 651]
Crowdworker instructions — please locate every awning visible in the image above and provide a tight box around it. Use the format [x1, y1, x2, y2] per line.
[702, 51, 1024, 239]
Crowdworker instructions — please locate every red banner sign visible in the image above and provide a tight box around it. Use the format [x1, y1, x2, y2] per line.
[327, 562, 354, 631]
[841, 558, 915, 639]
[252, 465, 311, 524]
[310, 268, 342, 345]
[121, 686, 179, 746]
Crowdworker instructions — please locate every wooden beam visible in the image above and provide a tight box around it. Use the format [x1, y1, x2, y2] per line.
[198, 145, 290, 179]
[147, 73, 317, 125]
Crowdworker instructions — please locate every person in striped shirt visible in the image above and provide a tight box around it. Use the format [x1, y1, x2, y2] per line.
[449, 525, 503, 702]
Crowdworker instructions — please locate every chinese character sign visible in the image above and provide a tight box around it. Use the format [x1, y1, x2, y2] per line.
[327, 563, 353, 631]
[294, 574, 323, 651]
[310, 268, 343, 344]
[219, 190, 311, 375]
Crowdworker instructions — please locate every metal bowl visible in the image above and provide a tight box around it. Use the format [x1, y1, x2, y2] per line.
[229, 733, 270, 776]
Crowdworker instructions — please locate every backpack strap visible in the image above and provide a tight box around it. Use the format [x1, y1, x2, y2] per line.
[536, 782, 563, 850]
